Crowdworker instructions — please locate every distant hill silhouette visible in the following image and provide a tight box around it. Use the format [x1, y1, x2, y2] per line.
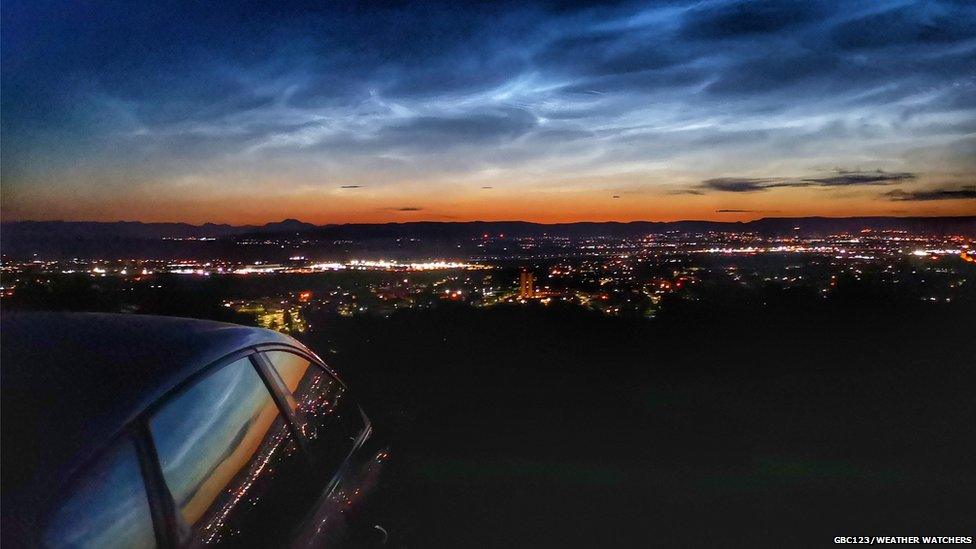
[0, 218, 319, 258]
[1, 218, 317, 240]
[302, 216, 976, 239]
[3, 216, 974, 247]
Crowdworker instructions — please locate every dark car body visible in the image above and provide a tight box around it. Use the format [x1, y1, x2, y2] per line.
[1, 312, 388, 548]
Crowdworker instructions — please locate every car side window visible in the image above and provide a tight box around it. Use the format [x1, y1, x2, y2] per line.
[263, 351, 367, 478]
[43, 437, 156, 549]
[148, 355, 314, 546]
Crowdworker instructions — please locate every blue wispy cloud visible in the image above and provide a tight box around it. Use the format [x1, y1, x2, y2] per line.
[2, 0, 975, 219]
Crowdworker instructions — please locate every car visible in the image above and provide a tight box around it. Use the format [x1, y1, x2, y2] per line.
[1, 312, 390, 548]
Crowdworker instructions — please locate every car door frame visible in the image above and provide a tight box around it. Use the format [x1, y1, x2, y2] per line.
[130, 345, 271, 547]
[250, 344, 376, 548]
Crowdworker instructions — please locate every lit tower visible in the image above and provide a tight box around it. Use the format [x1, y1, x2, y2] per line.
[519, 269, 535, 299]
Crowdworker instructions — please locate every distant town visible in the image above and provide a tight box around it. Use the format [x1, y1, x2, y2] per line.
[4, 221, 973, 332]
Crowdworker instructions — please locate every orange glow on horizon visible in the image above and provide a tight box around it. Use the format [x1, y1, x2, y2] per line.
[3, 183, 974, 225]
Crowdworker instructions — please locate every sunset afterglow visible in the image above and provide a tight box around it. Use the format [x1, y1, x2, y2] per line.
[2, 1, 975, 223]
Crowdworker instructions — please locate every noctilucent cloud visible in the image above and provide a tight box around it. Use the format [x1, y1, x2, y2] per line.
[2, 0, 975, 223]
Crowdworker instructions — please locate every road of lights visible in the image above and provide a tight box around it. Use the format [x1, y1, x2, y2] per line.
[162, 259, 483, 275]
[305, 260, 484, 272]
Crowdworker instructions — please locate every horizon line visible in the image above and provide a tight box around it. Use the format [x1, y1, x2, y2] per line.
[4, 214, 976, 227]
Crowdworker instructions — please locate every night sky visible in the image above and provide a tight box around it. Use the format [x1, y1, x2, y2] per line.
[2, 0, 975, 223]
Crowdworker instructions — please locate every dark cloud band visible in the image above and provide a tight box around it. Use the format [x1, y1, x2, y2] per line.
[697, 170, 920, 193]
[884, 186, 976, 201]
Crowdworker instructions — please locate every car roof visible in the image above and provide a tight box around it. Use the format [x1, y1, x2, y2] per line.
[1, 312, 305, 535]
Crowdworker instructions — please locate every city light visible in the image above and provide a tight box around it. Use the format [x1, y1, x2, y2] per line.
[3, 229, 972, 325]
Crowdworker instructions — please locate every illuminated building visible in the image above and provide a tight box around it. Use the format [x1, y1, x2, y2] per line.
[519, 270, 535, 299]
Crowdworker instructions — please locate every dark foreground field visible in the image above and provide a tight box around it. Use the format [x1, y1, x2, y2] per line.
[300, 299, 975, 547]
